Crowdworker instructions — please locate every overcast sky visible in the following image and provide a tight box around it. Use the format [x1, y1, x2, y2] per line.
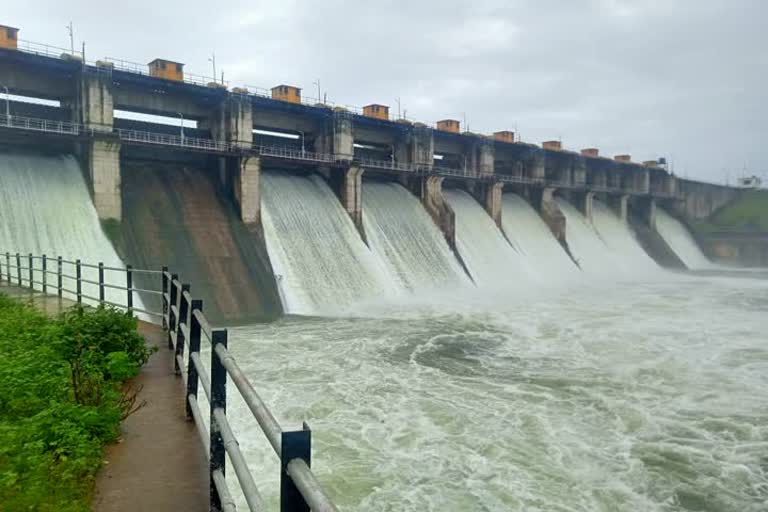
[5, 0, 767, 182]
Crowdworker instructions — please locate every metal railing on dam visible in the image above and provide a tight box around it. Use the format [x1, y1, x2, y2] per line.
[0, 112, 675, 198]
[0, 251, 339, 512]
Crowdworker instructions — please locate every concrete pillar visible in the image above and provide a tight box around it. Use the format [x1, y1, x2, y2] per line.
[203, 96, 253, 148]
[534, 187, 566, 244]
[576, 191, 595, 222]
[637, 168, 650, 194]
[636, 197, 657, 229]
[333, 110, 354, 161]
[528, 152, 546, 181]
[572, 161, 587, 187]
[78, 74, 113, 131]
[664, 175, 677, 196]
[234, 156, 260, 224]
[421, 176, 455, 248]
[484, 182, 503, 227]
[608, 194, 629, 221]
[88, 137, 121, 220]
[411, 125, 435, 168]
[330, 165, 365, 240]
[478, 139, 495, 175]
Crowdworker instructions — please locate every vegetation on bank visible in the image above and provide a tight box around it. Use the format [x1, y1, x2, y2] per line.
[0, 295, 154, 511]
[693, 189, 768, 235]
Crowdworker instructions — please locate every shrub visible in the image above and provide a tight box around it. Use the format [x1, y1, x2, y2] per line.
[0, 297, 154, 511]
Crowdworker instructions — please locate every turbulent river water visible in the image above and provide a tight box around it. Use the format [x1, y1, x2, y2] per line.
[223, 175, 768, 511]
[2, 152, 765, 511]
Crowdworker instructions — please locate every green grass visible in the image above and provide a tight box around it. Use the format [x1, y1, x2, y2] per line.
[0, 295, 154, 511]
[693, 190, 768, 235]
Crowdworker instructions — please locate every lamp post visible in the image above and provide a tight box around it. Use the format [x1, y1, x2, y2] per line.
[178, 113, 185, 144]
[2, 86, 9, 125]
[209, 53, 217, 84]
[312, 79, 321, 103]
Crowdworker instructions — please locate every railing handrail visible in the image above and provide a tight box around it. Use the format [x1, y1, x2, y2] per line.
[0, 252, 338, 511]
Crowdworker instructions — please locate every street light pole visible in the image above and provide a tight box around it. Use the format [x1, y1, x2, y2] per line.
[2, 86, 9, 124]
[313, 79, 321, 103]
[66, 22, 74, 56]
[209, 53, 217, 84]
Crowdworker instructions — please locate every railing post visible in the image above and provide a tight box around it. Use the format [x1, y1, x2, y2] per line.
[126, 264, 134, 314]
[27, 253, 33, 289]
[42, 254, 47, 294]
[161, 266, 169, 329]
[76, 259, 82, 304]
[210, 329, 228, 512]
[186, 299, 203, 420]
[98, 262, 105, 304]
[174, 283, 190, 375]
[0, 251, 3, 283]
[5, 253, 10, 284]
[16, 253, 21, 287]
[281, 424, 312, 512]
[57, 256, 63, 297]
[167, 274, 179, 349]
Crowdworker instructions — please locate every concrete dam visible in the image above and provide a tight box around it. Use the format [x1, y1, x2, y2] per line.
[0, 30, 737, 322]
[2, 26, 768, 512]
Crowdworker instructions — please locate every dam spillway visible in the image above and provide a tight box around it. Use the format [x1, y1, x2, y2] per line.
[0, 143, 765, 512]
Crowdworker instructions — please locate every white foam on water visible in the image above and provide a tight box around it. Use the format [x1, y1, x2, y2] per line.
[655, 208, 714, 269]
[444, 188, 537, 290]
[363, 181, 468, 293]
[260, 172, 395, 315]
[501, 193, 578, 283]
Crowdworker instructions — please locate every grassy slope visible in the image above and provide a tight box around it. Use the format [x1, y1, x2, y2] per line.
[693, 189, 768, 235]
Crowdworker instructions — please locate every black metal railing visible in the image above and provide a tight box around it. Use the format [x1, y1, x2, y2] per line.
[0, 252, 338, 512]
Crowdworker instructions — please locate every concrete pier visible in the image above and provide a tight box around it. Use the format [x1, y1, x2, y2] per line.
[534, 188, 567, 245]
[330, 165, 365, 239]
[76, 73, 114, 131]
[574, 191, 595, 222]
[234, 156, 261, 224]
[420, 176, 455, 248]
[635, 196, 657, 229]
[608, 194, 629, 221]
[88, 137, 122, 220]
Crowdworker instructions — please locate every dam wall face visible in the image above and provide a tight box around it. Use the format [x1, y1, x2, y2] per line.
[674, 178, 742, 221]
[115, 159, 282, 324]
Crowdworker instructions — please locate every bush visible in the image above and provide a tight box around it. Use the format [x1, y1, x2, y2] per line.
[0, 297, 154, 511]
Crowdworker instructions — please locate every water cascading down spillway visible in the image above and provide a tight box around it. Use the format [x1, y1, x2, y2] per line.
[0, 150, 133, 306]
[654, 208, 714, 269]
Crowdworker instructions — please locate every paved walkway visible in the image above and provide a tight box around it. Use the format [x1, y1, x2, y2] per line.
[0, 282, 208, 512]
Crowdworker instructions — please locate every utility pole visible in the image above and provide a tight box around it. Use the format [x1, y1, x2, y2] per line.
[66, 22, 74, 55]
[313, 79, 321, 102]
[396, 97, 401, 119]
[209, 53, 217, 83]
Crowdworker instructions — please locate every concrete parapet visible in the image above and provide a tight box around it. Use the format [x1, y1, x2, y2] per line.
[88, 137, 121, 220]
[234, 156, 260, 224]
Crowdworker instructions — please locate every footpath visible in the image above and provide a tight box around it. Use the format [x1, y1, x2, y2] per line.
[0, 282, 208, 512]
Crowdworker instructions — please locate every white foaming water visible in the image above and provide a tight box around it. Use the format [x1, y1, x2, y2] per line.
[363, 181, 467, 293]
[556, 197, 618, 274]
[655, 208, 714, 269]
[0, 151, 134, 307]
[226, 275, 768, 512]
[261, 172, 394, 315]
[444, 189, 536, 289]
[501, 193, 578, 281]
[591, 199, 658, 274]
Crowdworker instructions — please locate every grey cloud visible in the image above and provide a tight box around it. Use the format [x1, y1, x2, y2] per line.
[4, 0, 766, 181]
